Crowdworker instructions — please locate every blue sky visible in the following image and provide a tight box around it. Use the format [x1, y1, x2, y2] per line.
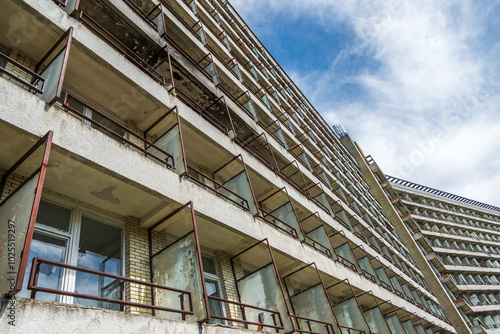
[231, 0, 500, 207]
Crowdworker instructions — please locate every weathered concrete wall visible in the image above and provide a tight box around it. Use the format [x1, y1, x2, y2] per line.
[0, 298, 264, 334]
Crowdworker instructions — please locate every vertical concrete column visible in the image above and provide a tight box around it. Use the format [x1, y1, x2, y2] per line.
[340, 134, 472, 334]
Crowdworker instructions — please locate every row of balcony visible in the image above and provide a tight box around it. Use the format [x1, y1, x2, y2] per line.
[399, 191, 500, 224]
[407, 203, 500, 236]
[469, 313, 500, 332]
[58, 89, 435, 312]
[0, 135, 447, 334]
[195, 0, 404, 242]
[365, 157, 500, 334]
[1, 0, 413, 278]
[123, 0, 403, 254]
[387, 175, 500, 219]
[448, 273, 500, 289]
[424, 233, 500, 259]
[0, 0, 434, 309]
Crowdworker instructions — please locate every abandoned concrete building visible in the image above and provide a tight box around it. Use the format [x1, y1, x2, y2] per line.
[0, 0, 492, 333]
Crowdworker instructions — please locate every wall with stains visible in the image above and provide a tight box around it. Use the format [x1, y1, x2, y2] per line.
[0, 298, 262, 334]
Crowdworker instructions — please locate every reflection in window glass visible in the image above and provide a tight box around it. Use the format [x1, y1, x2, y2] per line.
[232, 64, 243, 82]
[261, 95, 271, 111]
[272, 91, 281, 106]
[213, 13, 221, 25]
[249, 66, 259, 81]
[188, 0, 197, 15]
[36, 201, 71, 231]
[262, 67, 270, 80]
[18, 232, 67, 302]
[222, 36, 231, 51]
[252, 47, 259, 58]
[206, 279, 224, 324]
[75, 216, 122, 310]
[196, 27, 207, 45]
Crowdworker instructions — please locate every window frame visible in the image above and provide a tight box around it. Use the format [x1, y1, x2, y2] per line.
[21, 193, 125, 307]
[202, 254, 228, 323]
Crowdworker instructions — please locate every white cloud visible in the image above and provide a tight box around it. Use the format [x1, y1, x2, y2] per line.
[230, 0, 500, 206]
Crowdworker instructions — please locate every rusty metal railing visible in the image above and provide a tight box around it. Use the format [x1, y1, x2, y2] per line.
[303, 237, 333, 258]
[185, 165, 250, 211]
[233, 133, 276, 171]
[0, 51, 45, 94]
[217, 84, 256, 120]
[292, 315, 335, 334]
[176, 88, 229, 135]
[62, 93, 175, 169]
[207, 295, 284, 330]
[122, 0, 161, 30]
[360, 269, 377, 284]
[334, 216, 352, 232]
[336, 254, 357, 272]
[339, 326, 366, 334]
[258, 120, 288, 150]
[379, 280, 392, 292]
[161, 0, 202, 41]
[28, 257, 193, 317]
[51, 0, 67, 7]
[258, 207, 299, 239]
[277, 160, 309, 197]
[309, 196, 331, 216]
[394, 289, 405, 299]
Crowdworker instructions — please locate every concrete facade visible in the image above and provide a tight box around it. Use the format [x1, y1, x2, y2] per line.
[0, 0, 458, 333]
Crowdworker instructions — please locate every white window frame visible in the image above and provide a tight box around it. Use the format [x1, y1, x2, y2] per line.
[202, 254, 228, 323]
[26, 193, 125, 306]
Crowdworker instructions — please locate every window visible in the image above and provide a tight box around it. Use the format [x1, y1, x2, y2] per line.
[18, 198, 123, 310]
[202, 255, 226, 324]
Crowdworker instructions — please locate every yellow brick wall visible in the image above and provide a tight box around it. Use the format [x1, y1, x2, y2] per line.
[4, 49, 36, 92]
[0, 168, 26, 202]
[125, 120, 144, 148]
[125, 216, 166, 315]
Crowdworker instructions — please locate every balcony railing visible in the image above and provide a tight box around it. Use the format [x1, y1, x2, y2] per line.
[28, 257, 193, 317]
[176, 88, 229, 135]
[233, 133, 276, 171]
[0, 51, 45, 94]
[122, 0, 162, 30]
[379, 280, 392, 292]
[292, 315, 335, 334]
[336, 254, 357, 272]
[394, 289, 405, 299]
[303, 236, 333, 258]
[360, 269, 377, 284]
[207, 295, 284, 330]
[339, 327, 366, 334]
[62, 93, 175, 169]
[185, 165, 250, 211]
[259, 207, 299, 239]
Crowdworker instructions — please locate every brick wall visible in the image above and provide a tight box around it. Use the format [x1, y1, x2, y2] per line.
[0, 168, 26, 202]
[125, 216, 166, 315]
[215, 250, 242, 324]
[3, 49, 36, 92]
